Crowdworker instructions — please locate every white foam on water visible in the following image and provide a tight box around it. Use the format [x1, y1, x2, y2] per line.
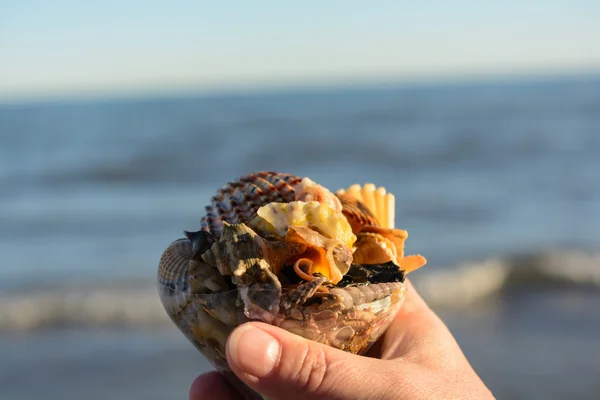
[415, 249, 600, 308]
[414, 258, 509, 308]
[0, 285, 170, 332]
[1, 249, 599, 332]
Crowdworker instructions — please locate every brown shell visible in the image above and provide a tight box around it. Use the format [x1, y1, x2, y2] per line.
[361, 226, 408, 259]
[336, 192, 380, 234]
[200, 222, 305, 283]
[157, 238, 192, 316]
[200, 171, 303, 239]
[352, 232, 399, 265]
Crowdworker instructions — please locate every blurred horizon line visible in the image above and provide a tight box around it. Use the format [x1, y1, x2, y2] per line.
[1, 65, 599, 107]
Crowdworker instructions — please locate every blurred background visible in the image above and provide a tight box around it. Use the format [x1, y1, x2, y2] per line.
[1, 1, 600, 399]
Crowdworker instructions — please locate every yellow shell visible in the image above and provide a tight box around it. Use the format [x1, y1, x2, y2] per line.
[250, 200, 356, 250]
[295, 177, 343, 213]
[336, 183, 427, 275]
[249, 200, 356, 284]
[352, 232, 399, 266]
[336, 183, 395, 229]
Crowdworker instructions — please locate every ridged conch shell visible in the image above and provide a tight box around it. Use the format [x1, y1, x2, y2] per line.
[157, 171, 426, 400]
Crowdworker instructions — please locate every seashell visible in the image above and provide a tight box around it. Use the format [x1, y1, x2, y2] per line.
[352, 232, 400, 265]
[157, 238, 192, 317]
[198, 289, 248, 327]
[329, 282, 405, 310]
[200, 171, 303, 240]
[361, 225, 408, 258]
[249, 200, 356, 284]
[199, 222, 308, 322]
[200, 172, 342, 241]
[280, 276, 327, 312]
[348, 331, 371, 354]
[157, 171, 425, 400]
[284, 228, 353, 285]
[332, 325, 355, 345]
[336, 183, 427, 274]
[250, 201, 356, 250]
[336, 191, 380, 234]
[200, 222, 305, 282]
[295, 177, 343, 213]
[336, 183, 395, 230]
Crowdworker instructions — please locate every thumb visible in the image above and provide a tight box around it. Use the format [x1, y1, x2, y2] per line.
[226, 322, 393, 400]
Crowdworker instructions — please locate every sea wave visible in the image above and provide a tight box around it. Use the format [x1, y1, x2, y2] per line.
[1, 249, 599, 332]
[415, 249, 600, 308]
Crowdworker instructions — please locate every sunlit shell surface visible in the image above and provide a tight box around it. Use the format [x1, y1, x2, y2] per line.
[251, 201, 355, 249]
[157, 171, 426, 400]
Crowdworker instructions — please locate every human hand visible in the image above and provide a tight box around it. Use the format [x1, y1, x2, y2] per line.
[189, 280, 494, 400]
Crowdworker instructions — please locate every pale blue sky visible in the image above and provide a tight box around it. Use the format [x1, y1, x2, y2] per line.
[1, 1, 599, 100]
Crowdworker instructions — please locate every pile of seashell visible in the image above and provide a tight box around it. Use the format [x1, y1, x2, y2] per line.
[157, 171, 426, 399]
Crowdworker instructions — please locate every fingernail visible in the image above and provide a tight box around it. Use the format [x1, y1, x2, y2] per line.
[228, 325, 281, 378]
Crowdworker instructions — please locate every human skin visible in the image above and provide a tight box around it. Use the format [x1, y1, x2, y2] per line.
[189, 280, 495, 400]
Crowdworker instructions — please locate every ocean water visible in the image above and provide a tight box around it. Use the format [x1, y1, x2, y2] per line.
[1, 76, 600, 399]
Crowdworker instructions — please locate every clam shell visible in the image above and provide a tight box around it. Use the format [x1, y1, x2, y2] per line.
[200, 171, 303, 239]
[157, 238, 192, 317]
[336, 191, 380, 234]
[352, 232, 399, 265]
[336, 183, 395, 230]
